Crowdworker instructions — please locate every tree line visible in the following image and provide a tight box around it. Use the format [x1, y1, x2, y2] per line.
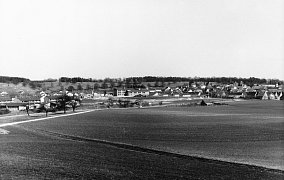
[0, 76, 30, 84]
[59, 77, 93, 83]
[1, 76, 282, 90]
[59, 76, 282, 85]
[126, 76, 282, 86]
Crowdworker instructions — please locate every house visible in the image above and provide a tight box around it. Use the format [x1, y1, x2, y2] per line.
[227, 92, 243, 99]
[268, 92, 276, 100]
[274, 92, 283, 100]
[208, 82, 219, 86]
[163, 87, 173, 93]
[200, 85, 206, 89]
[242, 91, 256, 99]
[255, 91, 278, 100]
[182, 92, 202, 98]
[171, 92, 180, 97]
[114, 88, 127, 97]
[215, 90, 227, 98]
[79, 92, 94, 99]
[127, 89, 150, 97]
[252, 85, 265, 91]
[19, 96, 41, 104]
[0, 104, 10, 115]
[105, 90, 114, 97]
[149, 91, 160, 96]
[93, 91, 105, 98]
[280, 92, 284, 100]
[181, 93, 191, 97]
[257, 91, 268, 100]
[0, 91, 8, 96]
[5, 102, 28, 111]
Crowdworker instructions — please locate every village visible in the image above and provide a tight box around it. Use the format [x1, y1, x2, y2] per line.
[1, 79, 283, 113]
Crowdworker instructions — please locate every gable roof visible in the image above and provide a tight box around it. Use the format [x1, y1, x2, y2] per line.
[19, 96, 41, 101]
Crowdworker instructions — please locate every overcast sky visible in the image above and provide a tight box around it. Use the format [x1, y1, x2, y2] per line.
[0, 0, 283, 80]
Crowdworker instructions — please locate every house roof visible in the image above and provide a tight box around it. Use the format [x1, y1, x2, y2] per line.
[127, 89, 149, 93]
[149, 92, 157, 96]
[183, 92, 200, 96]
[228, 92, 242, 95]
[243, 92, 256, 96]
[114, 88, 126, 91]
[268, 89, 282, 93]
[255, 90, 266, 96]
[4, 102, 28, 107]
[19, 96, 41, 101]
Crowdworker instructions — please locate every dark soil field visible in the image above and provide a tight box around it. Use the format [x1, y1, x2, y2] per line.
[0, 100, 284, 179]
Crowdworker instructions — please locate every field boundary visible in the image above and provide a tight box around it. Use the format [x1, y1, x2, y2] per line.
[0, 106, 163, 128]
[0, 109, 98, 128]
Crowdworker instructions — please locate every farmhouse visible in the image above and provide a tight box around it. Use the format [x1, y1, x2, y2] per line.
[5, 102, 28, 111]
[19, 96, 41, 103]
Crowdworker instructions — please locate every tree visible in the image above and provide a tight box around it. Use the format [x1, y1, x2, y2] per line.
[93, 83, 100, 90]
[154, 81, 159, 87]
[22, 81, 27, 87]
[117, 81, 123, 87]
[86, 83, 91, 90]
[11, 79, 20, 85]
[161, 81, 165, 87]
[77, 84, 83, 91]
[110, 81, 115, 88]
[67, 85, 75, 92]
[29, 82, 37, 89]
[101, 81, 108, 89]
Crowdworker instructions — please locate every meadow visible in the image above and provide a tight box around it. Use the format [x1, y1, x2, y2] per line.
[18, 100, 284, 168]
[0, 100, 283, 179]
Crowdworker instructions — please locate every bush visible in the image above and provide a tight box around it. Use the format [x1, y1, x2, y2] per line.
[0, 109, 10, 115]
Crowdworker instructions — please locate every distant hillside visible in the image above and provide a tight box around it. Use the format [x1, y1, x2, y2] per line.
[0, 82, 37, 96]
[0, 76, 30, 84]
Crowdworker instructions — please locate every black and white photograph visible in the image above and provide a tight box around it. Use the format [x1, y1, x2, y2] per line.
[0, 0, 283, 179]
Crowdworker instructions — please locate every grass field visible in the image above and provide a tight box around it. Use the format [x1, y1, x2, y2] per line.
[0, 100, 284, 179]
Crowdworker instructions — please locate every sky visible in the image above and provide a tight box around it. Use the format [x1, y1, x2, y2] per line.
[0, 0, 283, 80]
